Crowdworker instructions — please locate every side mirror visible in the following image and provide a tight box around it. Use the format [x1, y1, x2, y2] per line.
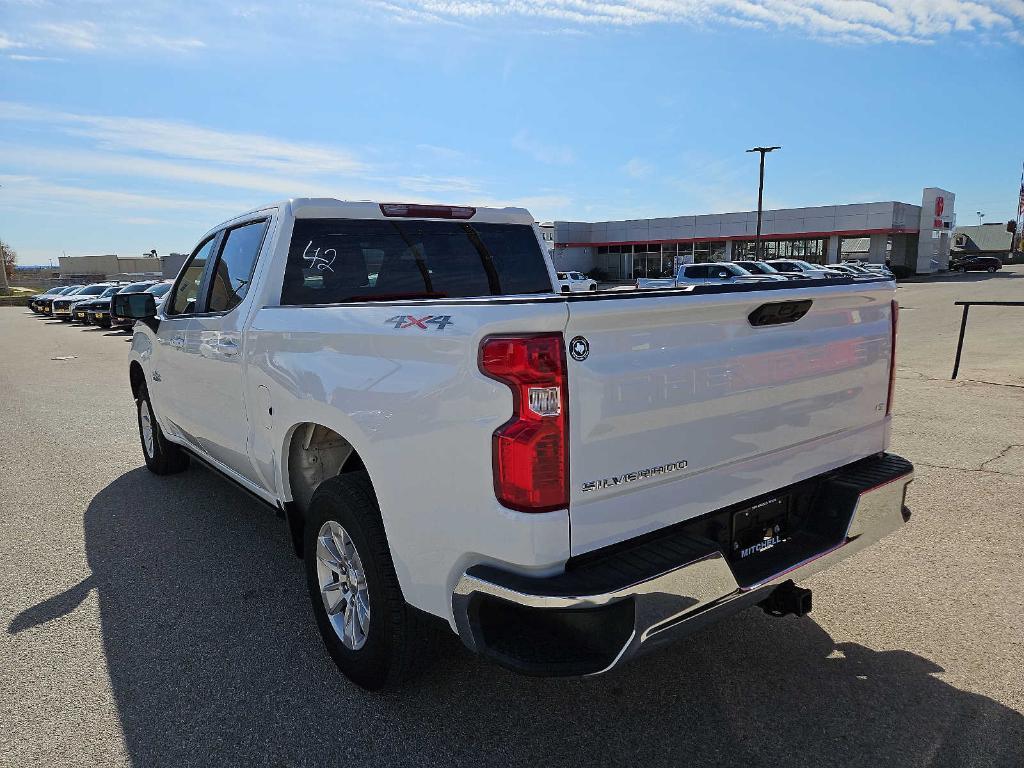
[113, 292, 157, 320]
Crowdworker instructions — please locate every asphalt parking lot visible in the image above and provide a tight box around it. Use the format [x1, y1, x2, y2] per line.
[2, 270, 1023, 768]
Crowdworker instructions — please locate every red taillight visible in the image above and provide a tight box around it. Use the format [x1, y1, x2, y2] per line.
[379, 203, 476, 219]
[480, 334, 568, 513]
[886, 299, 898, 415]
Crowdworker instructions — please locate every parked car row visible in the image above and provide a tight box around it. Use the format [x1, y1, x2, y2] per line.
[634, 258, 893, 289]
[26, 280, 173, 327]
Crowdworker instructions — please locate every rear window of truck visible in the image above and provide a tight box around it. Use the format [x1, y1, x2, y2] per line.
[281, 219, 552, 305]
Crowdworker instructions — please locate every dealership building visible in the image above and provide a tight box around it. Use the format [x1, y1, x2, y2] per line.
[552, 187, 955, 280]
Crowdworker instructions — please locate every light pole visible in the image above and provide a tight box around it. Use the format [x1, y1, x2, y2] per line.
[976, 211, 985, 225]
[746, 146, 781, 260]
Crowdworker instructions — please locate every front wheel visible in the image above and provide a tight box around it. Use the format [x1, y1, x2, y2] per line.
[987, 266, 997, 273]
[304, 472, 425, 690]
[136, 390, 189, 475]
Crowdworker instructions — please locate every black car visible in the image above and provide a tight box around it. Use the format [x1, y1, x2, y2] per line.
[950, 255, 1002, 273]
[72, 284, 130, 325]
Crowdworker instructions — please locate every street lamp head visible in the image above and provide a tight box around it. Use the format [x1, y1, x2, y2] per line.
[747, 146, 782, 153]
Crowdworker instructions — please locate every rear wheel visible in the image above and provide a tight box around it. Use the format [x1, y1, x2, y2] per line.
[304, 472, 425, 690]
[136, 388, 189, 475]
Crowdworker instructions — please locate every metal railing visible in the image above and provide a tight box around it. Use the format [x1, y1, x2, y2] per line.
[951, 300, 1024, 379]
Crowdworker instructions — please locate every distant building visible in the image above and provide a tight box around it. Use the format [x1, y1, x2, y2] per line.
[58, 254, 164, 281]
[162, 252, 189, 279]
[553, 186, 955, 279]
[952, 223, 1015, 263]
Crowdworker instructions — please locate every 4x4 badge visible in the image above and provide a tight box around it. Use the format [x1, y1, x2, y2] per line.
[569, 336, 590, 361]
[385, 314, 453, 330]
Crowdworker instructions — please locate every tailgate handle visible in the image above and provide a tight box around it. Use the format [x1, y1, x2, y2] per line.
[748, 300, 813, 327]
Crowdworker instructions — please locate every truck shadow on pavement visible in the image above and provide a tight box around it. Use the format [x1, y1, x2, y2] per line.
[10, 467, 1024, 768]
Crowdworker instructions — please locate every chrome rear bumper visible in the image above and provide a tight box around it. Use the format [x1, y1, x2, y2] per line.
[452, 453, 913, 676]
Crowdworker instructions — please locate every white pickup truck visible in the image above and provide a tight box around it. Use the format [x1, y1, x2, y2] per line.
[117, 199, 913, 690]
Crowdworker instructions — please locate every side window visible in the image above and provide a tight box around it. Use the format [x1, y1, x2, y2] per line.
[207, 219, 269, 313]
[684, 265, 706, 279]
[168, 236, 218, 316]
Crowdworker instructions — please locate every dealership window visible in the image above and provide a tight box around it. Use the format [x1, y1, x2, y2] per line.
[730, 238, 827, 264]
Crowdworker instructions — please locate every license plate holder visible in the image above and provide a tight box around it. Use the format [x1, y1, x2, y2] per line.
[731, 495, 791, 561]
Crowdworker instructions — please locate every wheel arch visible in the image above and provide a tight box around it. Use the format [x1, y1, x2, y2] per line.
[280, 421, 374, 558]
[129, 360, 146, 399]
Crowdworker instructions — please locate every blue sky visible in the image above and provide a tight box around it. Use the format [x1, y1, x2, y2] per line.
[1, 0, 1022, 264]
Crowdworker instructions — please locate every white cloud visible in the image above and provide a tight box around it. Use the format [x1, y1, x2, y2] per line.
[0, 32, 26, 50]
[1, 102, 368, 176]
[35, 22, 100, 51]
[623, 158, 654, 179]
[2, 14, 209, 58]
[512, 129, 575, 165]
[0, 102, 571, 227]
[374, 0, 1024, 43]
[0, 173, 243, 214]
[6, 53, 65, 62]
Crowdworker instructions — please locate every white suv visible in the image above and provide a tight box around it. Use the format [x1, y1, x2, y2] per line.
[556, 271, 597, 292]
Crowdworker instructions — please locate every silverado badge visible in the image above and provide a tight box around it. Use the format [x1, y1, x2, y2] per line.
[581, 460, 688, 493]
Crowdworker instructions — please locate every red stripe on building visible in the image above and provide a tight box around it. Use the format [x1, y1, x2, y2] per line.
[555, 226, 918, 249]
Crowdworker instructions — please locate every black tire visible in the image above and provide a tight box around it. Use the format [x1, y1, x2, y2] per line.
[987, 266, 997, 273]
[590, 284, 598, 291]
[136, 388, 189, 475]
[304, 472, 425, 690]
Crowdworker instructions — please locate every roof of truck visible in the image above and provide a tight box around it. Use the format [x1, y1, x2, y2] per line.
[215, 199, 536, 231]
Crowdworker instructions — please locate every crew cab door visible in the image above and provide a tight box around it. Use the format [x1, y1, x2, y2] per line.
[180, 217, 271, 486]
[149, 235, 220, 443]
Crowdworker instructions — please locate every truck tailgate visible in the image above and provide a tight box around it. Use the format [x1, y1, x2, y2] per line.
[565, 281, 895, 556]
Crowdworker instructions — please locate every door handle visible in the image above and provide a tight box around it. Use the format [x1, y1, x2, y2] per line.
[218, 339, 239, 357]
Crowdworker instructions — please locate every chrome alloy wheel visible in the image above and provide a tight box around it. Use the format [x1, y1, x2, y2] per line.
[316, 521, 371, 650]
[139, 400, 155, 458]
